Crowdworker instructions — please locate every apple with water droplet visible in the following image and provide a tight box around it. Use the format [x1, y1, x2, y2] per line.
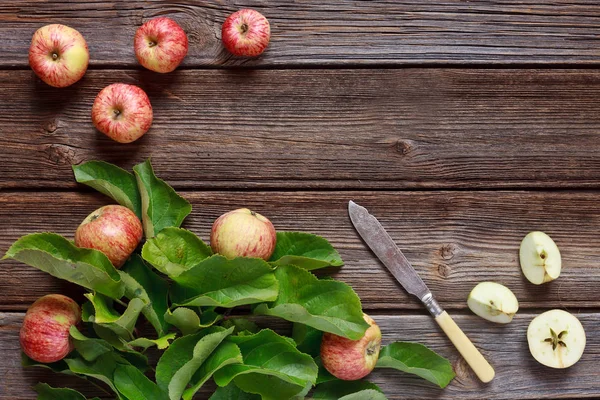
[75, 205, 143, 267]
[134, 17, 188, 73]
[320, 313, 382, 380]
[20, 294, 81, 363]
[91, 83, 153, 143]
[29, 24, 89, 88]
[210, 208, 277, 260]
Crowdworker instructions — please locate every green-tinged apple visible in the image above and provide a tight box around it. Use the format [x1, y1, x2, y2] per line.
[467, 282, 519, 324]
[222, 9, 270, 57]
[320, 313, 382, 380]
[528, 309, 585, 369]
[75, 205, 143, 268]
[134, 17, 188, 73]
[20, 294, 81, 363]
[520, 231, 561, 285]
[29, 24, 89, 88]
[210, 208, 276, 260]
[91, 83, 153, 143]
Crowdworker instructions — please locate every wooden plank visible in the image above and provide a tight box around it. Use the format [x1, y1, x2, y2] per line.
[3, 1, 600, 67]
[2, 69, 600, 190]
[2, 311, 599, 399]
[2, 191, 600, 311]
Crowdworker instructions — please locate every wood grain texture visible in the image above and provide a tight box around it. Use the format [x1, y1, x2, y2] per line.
[2, 190, 600, 311]
[2, 69, 600, 190]
[2, 311, 599, 399]
[3, 1, 600, 67]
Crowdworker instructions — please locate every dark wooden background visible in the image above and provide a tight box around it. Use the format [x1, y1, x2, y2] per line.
[1, 1, 600, 399]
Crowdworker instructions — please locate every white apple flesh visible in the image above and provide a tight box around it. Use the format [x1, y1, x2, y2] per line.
[520, 231, 561, 285]
[527, 309, 585, 369]
[29, 24, 89, 88]
[467, 282, 519, 324]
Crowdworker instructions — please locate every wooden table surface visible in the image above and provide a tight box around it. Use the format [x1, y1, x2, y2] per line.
[1, 2, 600, 399]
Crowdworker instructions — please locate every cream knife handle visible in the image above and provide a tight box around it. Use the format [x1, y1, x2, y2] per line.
[435, 311, 495, 383]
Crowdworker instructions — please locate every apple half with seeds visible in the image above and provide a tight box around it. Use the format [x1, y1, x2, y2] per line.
[527, 309, 585, 369]
[467, 282, 519, 324]
[519, 231, 561, 285]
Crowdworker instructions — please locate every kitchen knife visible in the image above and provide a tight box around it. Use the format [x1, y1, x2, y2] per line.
[348, 201, 495, 383]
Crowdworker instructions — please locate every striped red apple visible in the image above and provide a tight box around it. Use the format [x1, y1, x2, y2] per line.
[28, 24, 89, 88]
[75, 205, 143, 268]
[91, 83, 153, 143]
[20, 294, 81, 363]
[321, 313, 382, 380]
[134, 17, 189, 73]
[222, 9, 270, 57]
[210, 208, 276, 260]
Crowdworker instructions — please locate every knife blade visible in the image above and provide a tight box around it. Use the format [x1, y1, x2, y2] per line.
[348, 200, 495, 383]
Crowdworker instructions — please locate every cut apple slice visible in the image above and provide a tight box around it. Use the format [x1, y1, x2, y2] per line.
[519, 231, 561, 285]
[467, 282, 519, 324]
[527, 309, 585, 369]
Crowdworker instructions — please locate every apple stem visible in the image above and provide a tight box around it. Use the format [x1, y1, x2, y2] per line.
[148, 40, 157, 47]
[240, 23, 249, 34]
[51, 52, 58, 60]
[113, 109, 121, 119]
[250, 211, 256, 217]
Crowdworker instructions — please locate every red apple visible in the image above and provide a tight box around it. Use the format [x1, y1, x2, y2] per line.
[91, 83, 153, 143]
[75, 205, 143, 268]
[210, 208, 276, 260]
[29, 24, 89, 88]
[20, 294, 81, 363]
[222, 9, 270, 57]
[320, 313, 382, 380]
[134, 17, 188, 73]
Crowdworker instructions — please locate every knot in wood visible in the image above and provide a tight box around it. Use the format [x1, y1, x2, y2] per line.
[43, 144, 75, 165]
[395, 139, 413, 155]
[440, 243, 455, 260]
[43, 119, 58, 134]
[437, 263, 451, 278]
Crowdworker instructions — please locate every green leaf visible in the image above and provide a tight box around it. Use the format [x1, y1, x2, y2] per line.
[221, 318, 260, 335]
[34, 383, 100, 400]
[314, 356, 336, 385]
[269, 232, 343, 270]
[183, 341, 243, 400]
[114, 364, 167, 400]
[120, 255, 170, 336]
[313, 380, 387, 400]
[209, 384, 260, 400]
[376, 342, 455, 388]
[22, 353, 69, 373]
[142, 227, 212, 277]
[125, 333, 177, 350]
[72, 161, 142, 219]
[292, 323, 323, 358]
[214, 329, 318, 400]
[85, 293, 146, 340]
[133, 159, 191, 238]
[164, 307, 222, 336]
[254, 265, 369, 340]
[70, 326, 113, 362]
[64, 352, 128, 399]
[156, 326, 235, 400]
[3, 233, 123, 299]
[170, 255, 278, 308]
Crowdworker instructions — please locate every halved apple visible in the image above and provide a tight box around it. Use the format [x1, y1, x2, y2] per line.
[527, 309, 586, 369]
[519, 231, 561, 285]
[467, 282, 519, 324]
